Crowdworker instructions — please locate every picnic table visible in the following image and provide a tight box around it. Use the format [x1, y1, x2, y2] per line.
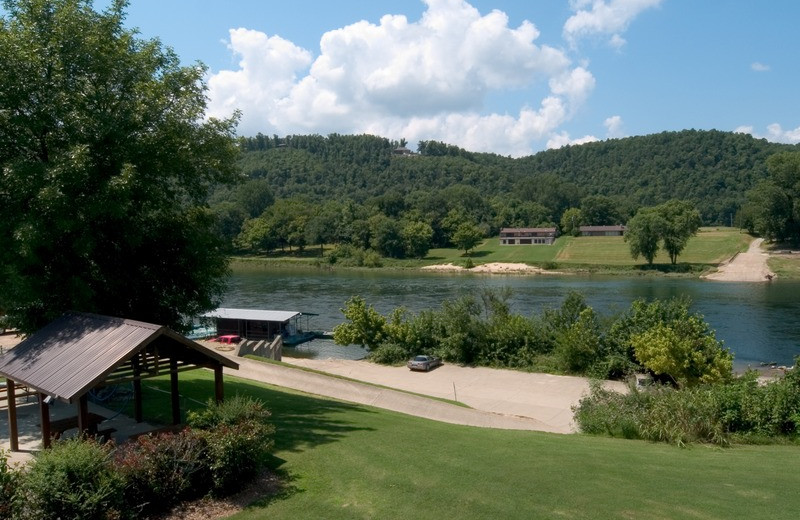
[49, 412, 108, 438]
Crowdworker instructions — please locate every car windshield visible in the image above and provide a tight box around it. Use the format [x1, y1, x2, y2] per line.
[413, 356, 427, 361]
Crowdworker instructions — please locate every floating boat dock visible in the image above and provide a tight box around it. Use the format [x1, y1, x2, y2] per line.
[201, 308, 321, 346]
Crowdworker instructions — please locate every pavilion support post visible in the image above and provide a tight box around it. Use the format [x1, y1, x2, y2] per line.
[6, 378, 19, 452]
[132, 357, 143, 423]
[77, 394, 89, 435]
[170, 358, 180, 425]
[39, 393, 52, 449]
[214, 364, 224, 404]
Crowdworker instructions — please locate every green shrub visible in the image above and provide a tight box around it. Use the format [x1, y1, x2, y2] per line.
[573, 381, 647, 439]
[363, 249, 383, 267]
[553, 308, 603, 373]
[638, 386, 728, 446]
[369, 342, 412, 364]
[187, 395, 272, 430]
[199, 422, 274, 495]
[16, 438, 124, 520]
[115, 429, 208, 517]
[188, 396, 275, 495]
[0, 449, 19, 519]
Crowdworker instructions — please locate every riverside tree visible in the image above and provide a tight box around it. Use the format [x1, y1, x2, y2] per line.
[625, 200, 701, 265]
[0, 0, 240, 332]
[624, 207, 664, 264]
[741, 151, 800, 243]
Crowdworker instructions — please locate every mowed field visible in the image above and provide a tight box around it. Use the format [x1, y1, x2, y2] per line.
[424, 227, 752, 269]
[556, 227, 752, 266]
[137, 372, 800, 520]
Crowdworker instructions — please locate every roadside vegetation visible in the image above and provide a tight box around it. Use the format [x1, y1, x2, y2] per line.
[333, 290, 733, 384]
[335, 289, 800, 447]
[575, 367, 800, 446]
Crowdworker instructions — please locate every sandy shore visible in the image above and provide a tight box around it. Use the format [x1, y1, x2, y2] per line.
[421, 262, 560, 274]
[703, 237, 776, 282]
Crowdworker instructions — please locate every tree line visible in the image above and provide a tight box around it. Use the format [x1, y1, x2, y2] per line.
[739, 151, 800, 244]
[333, 290, 732, 386]
[233, 130, 797, 228]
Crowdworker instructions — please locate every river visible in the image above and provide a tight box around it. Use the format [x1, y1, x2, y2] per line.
[222, 266, 800, 367]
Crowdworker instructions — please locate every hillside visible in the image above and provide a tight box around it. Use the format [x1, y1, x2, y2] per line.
[235, 130, 796, 224]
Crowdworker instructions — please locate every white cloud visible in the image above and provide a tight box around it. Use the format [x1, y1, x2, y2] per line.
[206, 0, 598, 156]
[206, 28, 313, 132]
[604, 115, 624, 137]
[547, 131, 599, 149]
[766, 123, 800, 143]
[751, 62, 770, 72]
[564, 0, 663, 48]
[734, 124, 800, 144]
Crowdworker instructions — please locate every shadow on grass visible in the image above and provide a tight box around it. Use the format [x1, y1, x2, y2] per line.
[462, 250, 492, 258]
[139, 375, 377, 461]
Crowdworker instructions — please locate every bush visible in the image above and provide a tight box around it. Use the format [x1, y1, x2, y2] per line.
[363, 249, 383, 268]
[115, 429, 208, 517]
[638, 386, 727, 446]
[0, 449, 19, 519]
[187, 396, 275, 495]
[16, 438, 124, 520]
[369, 342, 412, 364]
[573, 381, 647, 440]
[199, 422, 274, 495]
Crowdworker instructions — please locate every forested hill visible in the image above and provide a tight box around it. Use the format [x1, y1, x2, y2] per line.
[235, 130, 797, 224]
[516, 130, 795, 224]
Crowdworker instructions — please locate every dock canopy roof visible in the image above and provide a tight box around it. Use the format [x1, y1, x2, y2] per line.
[203, 308, 301, 323]
[0, 312, 238, 404]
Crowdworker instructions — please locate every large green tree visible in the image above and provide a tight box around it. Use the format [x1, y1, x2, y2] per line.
[659, 199, 702, 264]
[0, 0, 239, 332]
[742, 152, 800, 243]
[625, 200, 701, 265]
[624, 208, 664, 265]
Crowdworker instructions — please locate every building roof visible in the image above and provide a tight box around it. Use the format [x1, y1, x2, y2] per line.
[578, 225, 627, 232]
[0, 313, 237, 404]
[203, 308, 301, 323]
[500, 227, 557, 233]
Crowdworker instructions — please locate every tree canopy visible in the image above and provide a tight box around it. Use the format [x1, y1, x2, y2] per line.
[0, 0, 239, 332]
[740, 151, 800, 243]
[625, 200, 701, 265]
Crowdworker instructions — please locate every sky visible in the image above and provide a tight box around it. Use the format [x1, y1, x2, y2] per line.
[37, 1, 800, 156]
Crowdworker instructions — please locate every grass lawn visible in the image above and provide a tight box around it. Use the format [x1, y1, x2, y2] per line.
[137, 371, 800, 519]
[230, 227, 753, 276]
[768, 255, 800, 279]
[557, 227, 752, 267]
[424, 236, 565, 266]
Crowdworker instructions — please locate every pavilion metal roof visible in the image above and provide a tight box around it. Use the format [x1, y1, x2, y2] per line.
[203, 308, 301, 323]
[0, 313, 238, 404]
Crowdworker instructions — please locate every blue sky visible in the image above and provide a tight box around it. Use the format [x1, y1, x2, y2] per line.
[45, 1, 800, 155]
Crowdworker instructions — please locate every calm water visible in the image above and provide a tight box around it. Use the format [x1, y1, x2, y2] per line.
[222, 267, 800, 366]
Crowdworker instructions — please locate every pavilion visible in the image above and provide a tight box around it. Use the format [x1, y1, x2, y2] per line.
[0, 312, 238, 451]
